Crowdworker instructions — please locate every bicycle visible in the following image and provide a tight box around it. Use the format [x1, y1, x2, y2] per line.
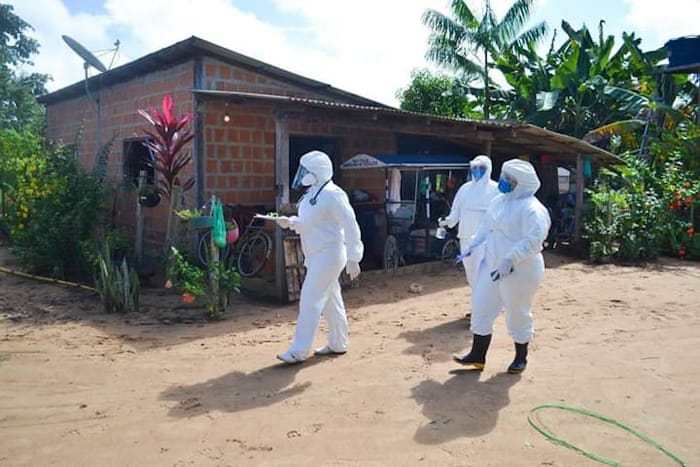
[197, 215, 272, 278]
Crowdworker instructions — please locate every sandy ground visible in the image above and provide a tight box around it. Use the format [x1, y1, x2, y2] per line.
[0, 247, 698, 467]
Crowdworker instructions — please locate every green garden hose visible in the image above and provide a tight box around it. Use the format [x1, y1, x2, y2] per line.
[0, 266, 97, 293]
[528, 404, 687, 466]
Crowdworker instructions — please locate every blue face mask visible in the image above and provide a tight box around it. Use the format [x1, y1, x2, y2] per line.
[498, 178, 514, 194]
[470, 167, 485, 181]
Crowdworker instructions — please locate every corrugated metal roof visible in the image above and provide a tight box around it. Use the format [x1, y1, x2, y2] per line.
[341, 153, 472, 170]
[194, 89, 623, 166]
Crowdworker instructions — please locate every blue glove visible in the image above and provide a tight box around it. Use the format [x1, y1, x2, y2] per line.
[490, 259, 514, 281]
[455, 249, 472, 264]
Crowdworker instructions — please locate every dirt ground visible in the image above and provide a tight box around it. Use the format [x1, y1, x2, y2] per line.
[0, 247, 698, 467]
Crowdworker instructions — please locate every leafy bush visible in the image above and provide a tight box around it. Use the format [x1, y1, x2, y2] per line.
[584, 152, 698, 263]
[167, 246, 240, 317]
[7, 139, 108, 278]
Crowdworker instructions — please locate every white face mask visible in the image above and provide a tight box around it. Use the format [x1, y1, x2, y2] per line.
[301, 172, 317, 187]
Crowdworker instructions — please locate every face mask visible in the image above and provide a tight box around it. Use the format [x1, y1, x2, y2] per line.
[498, 178, 514, 194]
[292, 165, 316, 190]
[470, 167, 485, 181]
[301, 173, 316, 186]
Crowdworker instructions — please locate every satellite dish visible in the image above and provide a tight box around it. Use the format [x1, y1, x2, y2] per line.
[62, 35, 107, 73]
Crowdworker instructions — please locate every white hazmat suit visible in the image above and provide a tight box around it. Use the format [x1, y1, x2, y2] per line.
[276, 150, 364, 363]
[441, 155, 499, 283]
[454, 159, 551, 374]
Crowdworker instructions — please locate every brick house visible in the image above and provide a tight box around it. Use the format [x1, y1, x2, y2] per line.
[39, 36, 620, 299]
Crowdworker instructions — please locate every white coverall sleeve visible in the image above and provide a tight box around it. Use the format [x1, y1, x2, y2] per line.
[332, 192, 364, 263]
[504, 206, 551, 265]
[465, 223, 489, 252]
[444, 185, 464, 228]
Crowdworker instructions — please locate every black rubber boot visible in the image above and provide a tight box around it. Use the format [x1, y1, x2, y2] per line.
[453, 334, 492, 370]
[507, 342, 528, 374]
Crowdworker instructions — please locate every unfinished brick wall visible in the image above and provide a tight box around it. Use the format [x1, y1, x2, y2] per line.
[199, 100, 277, 209]
[44, 62, 195, 249]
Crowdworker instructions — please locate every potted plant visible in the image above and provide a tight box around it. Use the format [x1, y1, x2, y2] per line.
[174, 208, 212, 231]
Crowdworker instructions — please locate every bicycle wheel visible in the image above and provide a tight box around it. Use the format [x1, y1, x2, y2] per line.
[197, 231, 231, 267]
[236, 233, 271, 277]
[440, 238, 460, 263]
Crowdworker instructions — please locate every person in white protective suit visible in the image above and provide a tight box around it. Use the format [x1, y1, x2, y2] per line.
[453, 159, 551, 374]
[438, 155, 499, 284]
[275, 150, 364, 364]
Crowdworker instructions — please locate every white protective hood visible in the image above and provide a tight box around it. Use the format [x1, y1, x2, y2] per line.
[299, 150, 333, 187]
[500, 159, 541, 199]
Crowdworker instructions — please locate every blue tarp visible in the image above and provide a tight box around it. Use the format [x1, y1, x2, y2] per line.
[340, 153, 472, 170]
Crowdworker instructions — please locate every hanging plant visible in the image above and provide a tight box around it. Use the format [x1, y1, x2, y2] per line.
[137, 184, 161, 208]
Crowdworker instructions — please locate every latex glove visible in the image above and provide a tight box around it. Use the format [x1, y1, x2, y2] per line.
[490, 258, 514, 282]
[277, 216, 302, 231]
[276, 216, 293, 229]
[455, 248, 473, 264]
[345, 260, 361, 280]
[438, 217, 448, 227]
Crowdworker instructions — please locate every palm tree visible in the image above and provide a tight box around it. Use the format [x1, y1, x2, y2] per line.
[422, 0, 547, 119]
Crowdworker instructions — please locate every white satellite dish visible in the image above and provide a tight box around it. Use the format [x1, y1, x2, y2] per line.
[62, 35, 108, 73]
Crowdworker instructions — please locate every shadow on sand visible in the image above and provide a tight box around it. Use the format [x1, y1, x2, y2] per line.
[398, 317, 472, 363]
[159, 358, 331, 418]
[410, 371, 521, 444]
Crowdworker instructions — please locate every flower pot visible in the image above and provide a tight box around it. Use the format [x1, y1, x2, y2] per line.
[226, 227, 240, 244]
[188, 215, 214, 231]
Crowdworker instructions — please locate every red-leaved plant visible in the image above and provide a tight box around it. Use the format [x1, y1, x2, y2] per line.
[137, 95, 195, 199]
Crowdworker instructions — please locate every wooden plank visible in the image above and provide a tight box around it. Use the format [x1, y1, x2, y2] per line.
[275, 117, 290, 300]
[574, 153, 584, 243]
[283, 235, 305, 302]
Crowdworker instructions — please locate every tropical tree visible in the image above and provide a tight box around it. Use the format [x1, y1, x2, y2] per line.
[396, 68, 480, 118]
[422, 0, 547, 119]
[0, 4, 50, 134]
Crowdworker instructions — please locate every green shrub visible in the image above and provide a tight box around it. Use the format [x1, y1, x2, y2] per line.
[584, 152, 698, 263]
[8, 140, 107, 278]
[167, 246, 240, 317]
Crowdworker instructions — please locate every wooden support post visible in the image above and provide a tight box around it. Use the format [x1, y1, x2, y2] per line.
[165, 185, 183, 254]
[484, 140, 492, 157]
[574, 154, 584, 243]
[208, 195, 222, 314]
[275, 117, 290, 301]
[135, 170, 146, 265]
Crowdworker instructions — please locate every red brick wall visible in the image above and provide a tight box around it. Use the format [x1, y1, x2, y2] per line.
[198, 100, 397, 211]
[45, 62, 195, 248]
[200, 100, 277, 208]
